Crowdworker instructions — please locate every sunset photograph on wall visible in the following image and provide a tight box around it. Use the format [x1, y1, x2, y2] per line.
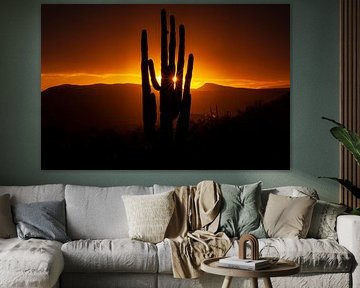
[41, 4, 290, 170]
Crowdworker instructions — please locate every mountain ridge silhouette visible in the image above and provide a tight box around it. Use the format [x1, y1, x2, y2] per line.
[42, 82, 289, 132]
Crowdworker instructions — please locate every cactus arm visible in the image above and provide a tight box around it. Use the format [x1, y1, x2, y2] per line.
[148, 59, 161, 91]
[175, 25, 185, 97]
[176, 53, 194, 141]
[184, 54, 194, 96]
[161, 9, 168, 82]
[174, 24, 185, 116]
[141, 30, 156, 139]
[160, 8, 170, 111]
[141, 30, 151, 96]
[169, 15, 176, 76]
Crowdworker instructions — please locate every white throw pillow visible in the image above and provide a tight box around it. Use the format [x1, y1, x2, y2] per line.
[122, 191, 175, 243]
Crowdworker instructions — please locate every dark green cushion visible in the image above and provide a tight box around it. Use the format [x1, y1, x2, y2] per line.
[12, 200, 71, 243]
[217, 182, 266, 238]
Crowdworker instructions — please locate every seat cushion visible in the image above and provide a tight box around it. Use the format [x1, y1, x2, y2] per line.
[0, 238, 64, 288]
[158, 237, 353, 274]
[61, 239, 158, 273]
[241, 238, 353, 273]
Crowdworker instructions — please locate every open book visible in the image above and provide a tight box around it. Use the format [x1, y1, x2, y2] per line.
[218, 257, 271, 270]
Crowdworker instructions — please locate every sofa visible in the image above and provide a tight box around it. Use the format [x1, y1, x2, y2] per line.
[0, 183, 359, 288]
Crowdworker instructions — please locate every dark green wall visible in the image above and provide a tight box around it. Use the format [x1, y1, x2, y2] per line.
[0, 0, 340, 202]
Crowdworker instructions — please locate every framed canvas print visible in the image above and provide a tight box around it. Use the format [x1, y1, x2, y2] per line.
[41, 4, 290, 170]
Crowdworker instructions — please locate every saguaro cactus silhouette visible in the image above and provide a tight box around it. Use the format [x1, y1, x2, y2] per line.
[141, 9, 194, 144]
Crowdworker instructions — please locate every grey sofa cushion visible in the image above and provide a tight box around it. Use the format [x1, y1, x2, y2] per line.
[0, 238, 63, 288]
[12, 200, 70, 243]
[62, 239, 158, 273]
[65, 185, 153, 239]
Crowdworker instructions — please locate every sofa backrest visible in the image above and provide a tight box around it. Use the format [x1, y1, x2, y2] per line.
[65, 184, 153, 240]
[154, 183, 320, 212]
[261, 186, 319, 212]
[0, 184, 65, 204]
[153, 184, 176, 194]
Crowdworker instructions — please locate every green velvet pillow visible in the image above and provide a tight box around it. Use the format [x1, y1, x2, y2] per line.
[217, 182, 266, 238]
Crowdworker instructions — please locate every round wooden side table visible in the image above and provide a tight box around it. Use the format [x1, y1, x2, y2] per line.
[201, 257, 300, 288]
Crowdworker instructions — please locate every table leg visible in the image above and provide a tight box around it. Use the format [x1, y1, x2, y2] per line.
[221, 276, 233, 288]
[263, 277, 273, 288]
[251, 278, 258, 288]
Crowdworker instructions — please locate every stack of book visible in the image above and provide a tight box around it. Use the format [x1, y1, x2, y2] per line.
[218, 257, 271, 270]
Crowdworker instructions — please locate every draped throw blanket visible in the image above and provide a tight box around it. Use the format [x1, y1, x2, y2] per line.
[165, 180, 232, 278]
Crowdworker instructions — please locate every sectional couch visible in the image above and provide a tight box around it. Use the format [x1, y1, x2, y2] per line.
[0, 183, 359, 288]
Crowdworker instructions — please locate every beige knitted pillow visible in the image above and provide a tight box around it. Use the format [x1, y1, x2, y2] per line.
[122, 191, 175, 243]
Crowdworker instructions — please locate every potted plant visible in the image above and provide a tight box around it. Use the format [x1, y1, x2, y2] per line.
[320, 117, 360, 215]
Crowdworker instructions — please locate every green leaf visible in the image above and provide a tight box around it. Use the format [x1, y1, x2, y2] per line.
[330, 126, 360, 165]
[319, 177, 360, 198]
[350, 208, 360, 215]
[322, 117, 360, 165]
[322, 116, 344, 127]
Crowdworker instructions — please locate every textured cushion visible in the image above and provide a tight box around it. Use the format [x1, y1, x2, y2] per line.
[0, 184, 65, 204]
[12, 200, 70, 243]
[263, 193, 316, 238]
[255, 238, 353, 273]
[217, 182, 266, 238]
[61, 239, 158, 273]
[0, 238, 64, 288]
[157, 240, 173, 274]
[122, 191, 175, 243]
[158, 237, 353, 274]
[0, 194, 16, 238]
[65, 185, 153, 239]
[307, 200, 347, 240]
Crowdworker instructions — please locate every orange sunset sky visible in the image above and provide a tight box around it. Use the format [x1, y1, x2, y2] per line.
[41, 4, 290, 92]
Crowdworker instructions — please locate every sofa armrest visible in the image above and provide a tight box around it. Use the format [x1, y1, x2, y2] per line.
[337, 215, 360, 288]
